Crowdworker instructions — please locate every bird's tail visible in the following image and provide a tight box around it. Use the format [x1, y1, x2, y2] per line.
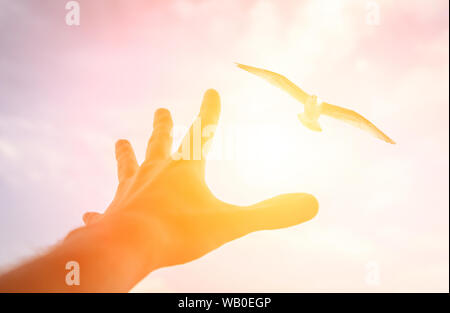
[298, 113, 322, 132]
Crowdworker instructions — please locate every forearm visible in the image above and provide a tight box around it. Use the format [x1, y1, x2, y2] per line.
[0, 216, 156, 292]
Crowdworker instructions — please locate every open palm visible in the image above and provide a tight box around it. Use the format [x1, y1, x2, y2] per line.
[82, 89, 318, 271]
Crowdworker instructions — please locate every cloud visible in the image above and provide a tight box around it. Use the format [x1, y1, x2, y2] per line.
[0, 0, 448, 292]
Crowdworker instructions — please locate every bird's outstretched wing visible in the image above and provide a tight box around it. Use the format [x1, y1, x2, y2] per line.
[236, 63, 310, 104]
[321, 102, 396, 144]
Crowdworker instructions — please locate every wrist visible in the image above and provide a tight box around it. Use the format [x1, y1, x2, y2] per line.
[64, 212, 162, 289]
[102, 212, 163, 271]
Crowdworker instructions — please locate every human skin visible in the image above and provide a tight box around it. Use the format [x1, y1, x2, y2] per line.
[0, 89, 318, 292]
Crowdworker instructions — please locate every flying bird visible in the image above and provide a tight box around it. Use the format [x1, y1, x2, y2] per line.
[236, 63, 395, 144]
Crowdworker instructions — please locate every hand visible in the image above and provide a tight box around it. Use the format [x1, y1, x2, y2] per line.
[81, 89, 318, 272]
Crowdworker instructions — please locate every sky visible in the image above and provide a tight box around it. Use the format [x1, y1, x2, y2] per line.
[0, 0, 448, 292]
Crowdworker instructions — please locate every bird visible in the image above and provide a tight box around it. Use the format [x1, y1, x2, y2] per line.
[236, 63, 396, 144]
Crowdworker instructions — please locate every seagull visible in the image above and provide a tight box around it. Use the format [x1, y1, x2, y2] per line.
[236, 63, 396, 144]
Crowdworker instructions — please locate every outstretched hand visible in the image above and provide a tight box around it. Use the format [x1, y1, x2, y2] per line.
[81, 89, 318, 272]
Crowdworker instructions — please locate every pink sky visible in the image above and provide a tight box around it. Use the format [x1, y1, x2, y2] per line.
[0, 0, 448, 292]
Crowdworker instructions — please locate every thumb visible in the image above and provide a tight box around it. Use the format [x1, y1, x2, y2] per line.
[234, 193, 319, 235]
